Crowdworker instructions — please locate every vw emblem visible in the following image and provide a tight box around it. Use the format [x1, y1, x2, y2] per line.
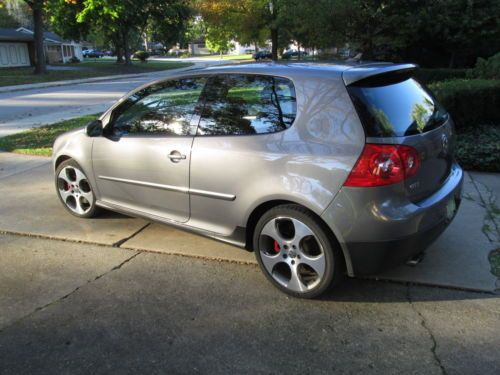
[441, 134, 449, 154]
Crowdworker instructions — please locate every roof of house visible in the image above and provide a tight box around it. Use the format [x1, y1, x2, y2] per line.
[0, 28, 74, 44]
[0, 28, 33, 42]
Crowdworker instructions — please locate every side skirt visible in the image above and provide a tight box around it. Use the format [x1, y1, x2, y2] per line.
[95, 200, 249, 250]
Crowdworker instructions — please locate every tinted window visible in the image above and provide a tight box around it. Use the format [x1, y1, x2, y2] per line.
[348, 78, 448, 137]
[110, 77, 206, 136]
[198, 74, 296, 136]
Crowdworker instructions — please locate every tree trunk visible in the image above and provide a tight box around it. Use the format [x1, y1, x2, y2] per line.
[254, 41, 259, 53]
[32, 0, 46, 74]
[297, 43, 301, 61]
[116, 46, 124, 63]
[122, 29, 131, 65]
[271, 28, 278, 61]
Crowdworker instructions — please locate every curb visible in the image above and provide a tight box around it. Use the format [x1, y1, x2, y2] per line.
[0, 64, 198, 94]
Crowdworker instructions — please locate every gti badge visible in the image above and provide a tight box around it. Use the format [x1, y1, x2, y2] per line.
[441, 133, 449, 154]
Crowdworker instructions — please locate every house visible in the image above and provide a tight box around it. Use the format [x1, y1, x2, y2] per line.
[17, 28, 84, 64]
[0, 27, 83, 68]
[0, 28, 33, 68]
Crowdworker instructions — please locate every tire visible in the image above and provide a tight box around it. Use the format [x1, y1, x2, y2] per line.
[55, 159, 99, 218]
[253, 204, 344, 298]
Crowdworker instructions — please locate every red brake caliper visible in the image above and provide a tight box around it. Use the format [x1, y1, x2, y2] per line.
[273, 240, 281, 253]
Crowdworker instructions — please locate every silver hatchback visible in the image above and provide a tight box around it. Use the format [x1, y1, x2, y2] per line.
[53, 62, 463, 298]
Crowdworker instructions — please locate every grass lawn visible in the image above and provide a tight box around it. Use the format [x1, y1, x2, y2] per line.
[0, 114, 100, 156]
[0, 60, 193, 87]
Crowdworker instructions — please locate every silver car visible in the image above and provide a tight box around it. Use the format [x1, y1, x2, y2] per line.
[53, 62, 463, 298]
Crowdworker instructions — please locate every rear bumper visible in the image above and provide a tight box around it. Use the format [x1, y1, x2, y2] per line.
[321, 163, 463, 276]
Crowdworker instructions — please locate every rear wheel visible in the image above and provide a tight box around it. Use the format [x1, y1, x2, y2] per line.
[55, 159, 99, 218]
[253, 204, 343, 298]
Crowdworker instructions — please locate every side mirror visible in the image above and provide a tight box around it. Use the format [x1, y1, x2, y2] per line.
[86, 119, 103, 137]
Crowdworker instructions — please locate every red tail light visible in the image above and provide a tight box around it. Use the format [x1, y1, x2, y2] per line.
[344, 144, 420, 187]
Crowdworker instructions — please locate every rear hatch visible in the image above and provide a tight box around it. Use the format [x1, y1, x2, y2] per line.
[345, 67, 454, 202]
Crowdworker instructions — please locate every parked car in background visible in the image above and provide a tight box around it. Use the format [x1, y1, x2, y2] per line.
[83, 49, 104, 58]
[282, 50, 309, 59]
[252, 50, 272, 60]
[52, 62, 463, 298]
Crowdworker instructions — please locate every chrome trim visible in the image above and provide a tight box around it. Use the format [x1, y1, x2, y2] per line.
[98, 176, 236, 201]
[189, 188, 236, 201]
[98, 175, 189, 194]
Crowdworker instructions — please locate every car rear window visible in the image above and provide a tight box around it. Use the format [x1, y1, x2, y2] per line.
[347, 77, 448, 137]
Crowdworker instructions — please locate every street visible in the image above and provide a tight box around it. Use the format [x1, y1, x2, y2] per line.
[0, 60, 226, 137]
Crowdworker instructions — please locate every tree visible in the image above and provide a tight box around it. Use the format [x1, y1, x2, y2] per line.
[23, 0, 46, 74]
[0, 6, 20, 27]
[76, 0, 154, 65]
[148, 0, 191, 53]
[205, 26, 234, 54]
[196, 0, 275, 58]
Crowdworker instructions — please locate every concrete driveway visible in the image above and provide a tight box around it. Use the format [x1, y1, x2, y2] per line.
[1, 153, 499, 374]
[0, 152, 498, 292]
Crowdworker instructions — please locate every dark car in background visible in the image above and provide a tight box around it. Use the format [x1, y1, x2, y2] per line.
[252, 50, 272, 60]
[83, 49, 104, 58]
[282, 50, 308, 59]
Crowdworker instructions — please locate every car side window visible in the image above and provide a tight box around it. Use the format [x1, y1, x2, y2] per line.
[109, 77, 206, 137]
[197, 74, 296, 136]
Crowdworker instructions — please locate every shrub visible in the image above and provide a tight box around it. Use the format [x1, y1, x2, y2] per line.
[133, 50, 149, 62]
[467, 52, 500, 80]
[414, 68, 468, 84]
[429, 79, 500, 131]
[68, 56, 80, 64]
[455, 125, 500, 172]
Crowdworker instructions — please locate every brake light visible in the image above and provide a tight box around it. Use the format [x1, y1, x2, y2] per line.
[344, 144, 420, 187]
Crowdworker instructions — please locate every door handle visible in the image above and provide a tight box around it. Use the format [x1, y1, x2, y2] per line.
[168, 150, 187, 163]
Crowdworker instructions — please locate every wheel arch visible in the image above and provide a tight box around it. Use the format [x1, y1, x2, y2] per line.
[54, 154, 72, 170]
[245, 199, 348, 275]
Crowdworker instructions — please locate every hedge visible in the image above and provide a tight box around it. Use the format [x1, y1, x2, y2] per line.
[455, 125, 500, 172]
[428, 79, 500, 131]
[415, 68, 468, 84]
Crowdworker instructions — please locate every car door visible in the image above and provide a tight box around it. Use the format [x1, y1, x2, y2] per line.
[189, 74, 298, 234]
[91, 76, 207, 223]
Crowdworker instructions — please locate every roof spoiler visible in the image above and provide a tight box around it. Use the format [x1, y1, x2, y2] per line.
[342, 63, 418, 86]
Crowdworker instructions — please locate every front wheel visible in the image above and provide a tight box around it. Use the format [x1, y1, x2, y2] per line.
[55, 159, 99, 218]
[253, 204, 343, 298]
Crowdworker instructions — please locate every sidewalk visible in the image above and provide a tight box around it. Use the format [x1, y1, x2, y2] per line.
[0, 153, 498, 292]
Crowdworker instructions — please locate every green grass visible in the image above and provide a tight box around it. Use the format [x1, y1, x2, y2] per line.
[0, 60, 193, 87]
[0, 114, 100, 156]
[489, 248, 500, 278]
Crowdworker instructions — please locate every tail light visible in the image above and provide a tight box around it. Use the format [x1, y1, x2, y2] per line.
[344, 144, 420, 187]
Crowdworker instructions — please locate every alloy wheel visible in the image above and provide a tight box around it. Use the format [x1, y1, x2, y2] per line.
[258, 216, 326, 293]
[57, 166, 94, 215]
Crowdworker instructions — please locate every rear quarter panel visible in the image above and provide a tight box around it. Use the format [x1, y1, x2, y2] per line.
[188, 74, 365, 235]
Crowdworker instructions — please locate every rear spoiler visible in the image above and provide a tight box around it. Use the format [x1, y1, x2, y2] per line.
[342, 63, 418, 86]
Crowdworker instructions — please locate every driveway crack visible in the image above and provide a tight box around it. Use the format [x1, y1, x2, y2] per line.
[112, 223, 150, 247]
[0, 251, 141, 333]
[406, 284, 447, 375]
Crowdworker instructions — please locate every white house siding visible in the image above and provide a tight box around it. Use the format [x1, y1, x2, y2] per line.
[0, 42, 30, 67]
